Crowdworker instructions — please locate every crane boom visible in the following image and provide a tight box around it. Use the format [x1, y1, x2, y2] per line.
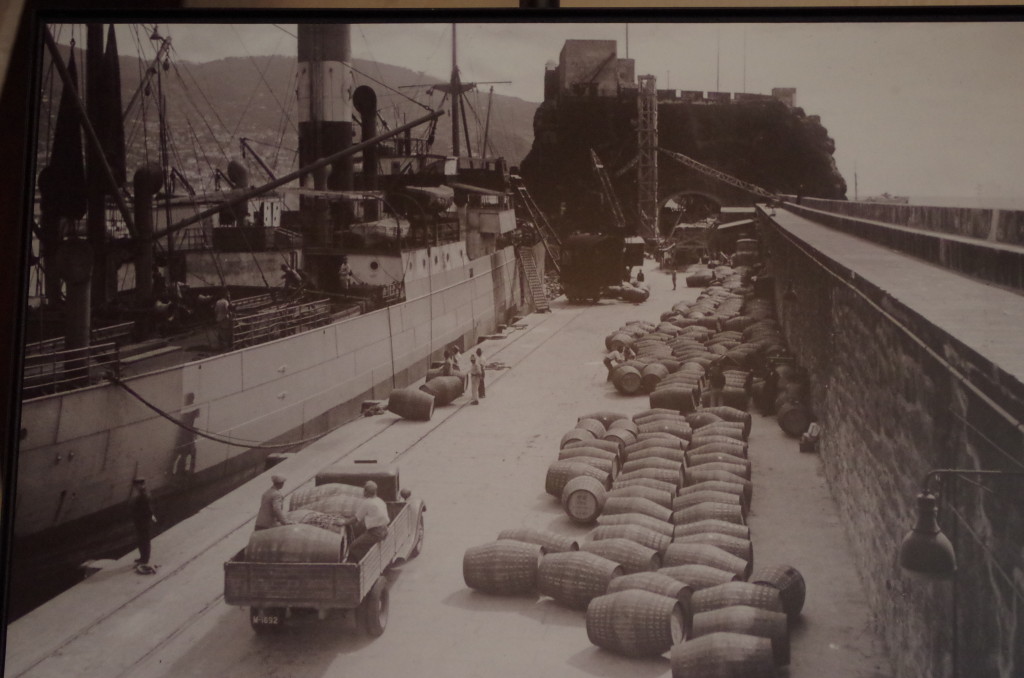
[658, 147, 779, 202]
[590, 149, 628, 231]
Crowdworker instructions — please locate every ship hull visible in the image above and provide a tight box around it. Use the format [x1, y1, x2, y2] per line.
[11, 242, 531, 617]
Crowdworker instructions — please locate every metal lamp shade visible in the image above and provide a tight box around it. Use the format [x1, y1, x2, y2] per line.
[898, 493, 956, 577]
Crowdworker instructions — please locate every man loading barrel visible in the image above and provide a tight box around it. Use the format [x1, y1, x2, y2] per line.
[348, 481, 390, 562]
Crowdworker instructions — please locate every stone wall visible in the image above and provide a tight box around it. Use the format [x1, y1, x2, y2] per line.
[760, 213, 1024, 678]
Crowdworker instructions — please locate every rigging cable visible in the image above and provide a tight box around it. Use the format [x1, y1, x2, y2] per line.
[107, 374, 335, 449]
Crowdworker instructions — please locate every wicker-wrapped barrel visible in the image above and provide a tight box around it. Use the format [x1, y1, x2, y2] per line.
[537, 551, 624, 609]
[640, 363, 670, 393]
[672, 501, 746, 527]
[686, 411, 723, 429]
[662, 542, 751, 578]
[284, 510, 352, 558]
[612, 365, 644, 395]
[692, 605, 790, 666]
[576, 417, 608, 438]
[633, 408, 681, 420]
[545, 460, 612, 497]
[689, 435, 749, 453]
[617, 468, 682, 489]
[686, 451, 751, 473]
[590, 523, 671, 553]
[700, 406, 753, 437]
[627, 446, 688, 465]
[387, 387, 435, 421]
[677, 481, 747, 505]
[627, 437, 686, 454]
[608, 485, 674, 510]
[637, 420, 693, 440]
[419, 375, 465, 406]
[463, 540, 545, 595]
[692, 582, 784, 614]
[604, 428, 637, 451]
[581, 538, 662, 574]
[683, 470, 752, 507]
[690, 461, 751, 482]
[607, 417, 639, 435]
[749, 565, 806, 620]
[561, 475, 608, 524]
[674, 532, 753, 565]
[671, 631, 777, 678]
[621, 457, 683, 477]
[579, 411, 631, 428]
[303, 494, 366, 518]
[497, 527, 579, 553]
[607, 572, 695, 620]
[687, 441, 749, 460]
[602, 496, 673, 523]
[612, 477, 678, 495]
[673, 519, 751, 541]
[596, 511, 675, 538]
[672, 490, 747, 519]
[245, 524, 345, 563]
[586, 590, 685, 657]
[694, 422, 747, 441]
[565, 438, 624, 457]
[288, 483, 364, 511]
[557, 447, 621, 478]
[560, 428, 597, 448]
[659, 564, 741, 590]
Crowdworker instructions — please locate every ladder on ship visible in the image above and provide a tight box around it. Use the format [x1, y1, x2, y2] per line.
[511, 174, 561, 275]
[517, 246, 550, 313]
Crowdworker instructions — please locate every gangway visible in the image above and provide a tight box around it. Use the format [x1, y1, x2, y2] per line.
[511, 174, 561, 275]
[517, 246, 550, 312]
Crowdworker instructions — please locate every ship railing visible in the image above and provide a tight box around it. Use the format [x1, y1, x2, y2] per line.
[401, 220, 463, 250]
[230, 299, 333, 348]
[21, 342, 120, 397]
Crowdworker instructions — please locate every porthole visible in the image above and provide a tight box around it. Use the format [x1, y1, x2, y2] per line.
[370, 260, 380, 270]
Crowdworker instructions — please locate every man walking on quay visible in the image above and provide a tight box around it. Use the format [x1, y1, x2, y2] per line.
[255, 475, 293, 530]
[469, 353, 482, 404]
[131, 478, 157, 574]
[348, 481, 390, 562]
[475, 347, 486, 398]
[671, 268, 677, 290]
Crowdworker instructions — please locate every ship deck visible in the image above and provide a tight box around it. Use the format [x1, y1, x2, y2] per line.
[4, 259, 893, 678]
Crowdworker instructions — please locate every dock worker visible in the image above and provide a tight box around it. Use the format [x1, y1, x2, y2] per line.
[255, 475, 293, 530]
[706, 359, 726, 407]
[280, 263, 303, 289]
[604, 345, 635, 380]
[671, 268, 677, 290]
[475, 347, 486, 398]
[348, 481, 389, 562]
[214, 289, 232, 349]
[131, 478, 157, 572]
[469, 353, 482, 404]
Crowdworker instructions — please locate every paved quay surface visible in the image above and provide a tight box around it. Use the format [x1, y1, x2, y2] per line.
[4, 261, 894, 678]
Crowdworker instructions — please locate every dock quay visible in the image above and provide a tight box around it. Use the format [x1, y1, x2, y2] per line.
[5, 251, 893, 678]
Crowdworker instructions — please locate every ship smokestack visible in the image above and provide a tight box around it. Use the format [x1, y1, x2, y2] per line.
[353, 85, 379, 220]
[297, 24, 354, 192]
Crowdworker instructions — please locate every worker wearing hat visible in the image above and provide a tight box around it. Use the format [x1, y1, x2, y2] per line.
[255, 474, 293, 531]
[347, 481, 390, 562]
[131, 478, 157, 571]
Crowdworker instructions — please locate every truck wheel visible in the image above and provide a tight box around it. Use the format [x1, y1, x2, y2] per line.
[409, 512, 425, 558]
[250, 606, 284, 634]
[361, 578, 390, 637]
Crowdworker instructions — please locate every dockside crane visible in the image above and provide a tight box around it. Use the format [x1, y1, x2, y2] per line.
[658, 147, 780, 203]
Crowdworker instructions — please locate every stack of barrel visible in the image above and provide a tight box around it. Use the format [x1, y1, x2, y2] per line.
[244, 482, 367, 563]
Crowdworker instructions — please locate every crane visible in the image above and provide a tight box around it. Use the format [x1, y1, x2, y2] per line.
[658, 147, 780, 203]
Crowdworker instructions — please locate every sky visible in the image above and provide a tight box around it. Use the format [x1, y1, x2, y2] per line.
[59, 18, 1024, 203]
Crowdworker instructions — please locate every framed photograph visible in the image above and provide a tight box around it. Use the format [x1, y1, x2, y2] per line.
[2, 4, 1022, 678]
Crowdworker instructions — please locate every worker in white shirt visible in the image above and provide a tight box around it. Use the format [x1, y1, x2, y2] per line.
[347, 481, 390, 561]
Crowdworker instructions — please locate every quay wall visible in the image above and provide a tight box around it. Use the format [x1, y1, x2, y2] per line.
[790, 198, 1024, 290]
[759, 208, 1024, 678]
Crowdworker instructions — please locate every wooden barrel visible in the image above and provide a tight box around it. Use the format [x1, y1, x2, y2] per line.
[497, 527, 579, 554]
[607, 418, 639, 435]
[627, 447, 688, 466]
[580, 538, 661, 574]
[560, 428, 596, 448]
[659, 564, 740, 590]
[700, 406, 753, 437]
[676, 481, 747, 507]
[662, 543, 750, 578]
[749, 564, 806, 620]
[567, 455, 618, 478]
[672, 501, 746, 528]
[284, 510, 351, 552]
[621, 457, 683, 477]
[671, 631, 777, 678]
[606, 332, 636, 352]
[686, 450, 750, 470]
[637, 420, 692, 440]
[612, 365, 644, 395]
[537, 552, 624, 609]
[586, 590, 685, 657]
[590, 523, 671, 554]
[692, 605, 790, 666]
[671, 490, 746, 517]
[565, 438, 623, 457]
[561, 475, 607, 524]
[557, 446, 621, 477]
[627, 437, 686, 453]
[603, 428, 637, 451]
[640, 363, 669, 393]
[419, 375, 465, 406]
[687, 441, 749, 459]
[632, 408, 681, 420]
[650, 387, 698, 413]
[288, 483, 363, 511]
[612, 477, 678, 495]
[387, 387, 434, 421]
[684, 470, 752, 507]
[694, 422, 746, 441]
[602, 496, 673, 522]
[689, 435, 748, 451]
[689, 461, 751, 482]
[462, 539, 544, 595]
[633, 413, 690, 428]
[596, 511, 675, 538]
[579, 410, 630, 428]
[692, 582, 784, 614]
[607, 571, 695, 614]
[674, 532, 753, 565]
[777, 402, 812, 437]
[245, 524, 345, 563]
[617, 467, 682, 489]
[686, 411, 723, 429]
[673, 519, 751, 541]
[545, 460, 612, 497]
[608, 485, 674, 510]
[576, 417, 607, 438]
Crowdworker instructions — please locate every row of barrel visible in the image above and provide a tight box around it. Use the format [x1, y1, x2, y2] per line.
[463, 403, 806, 675]
[244, 482, 370, 563]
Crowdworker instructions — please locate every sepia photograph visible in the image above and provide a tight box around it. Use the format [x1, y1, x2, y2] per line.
[1, 5, 1023, 678]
